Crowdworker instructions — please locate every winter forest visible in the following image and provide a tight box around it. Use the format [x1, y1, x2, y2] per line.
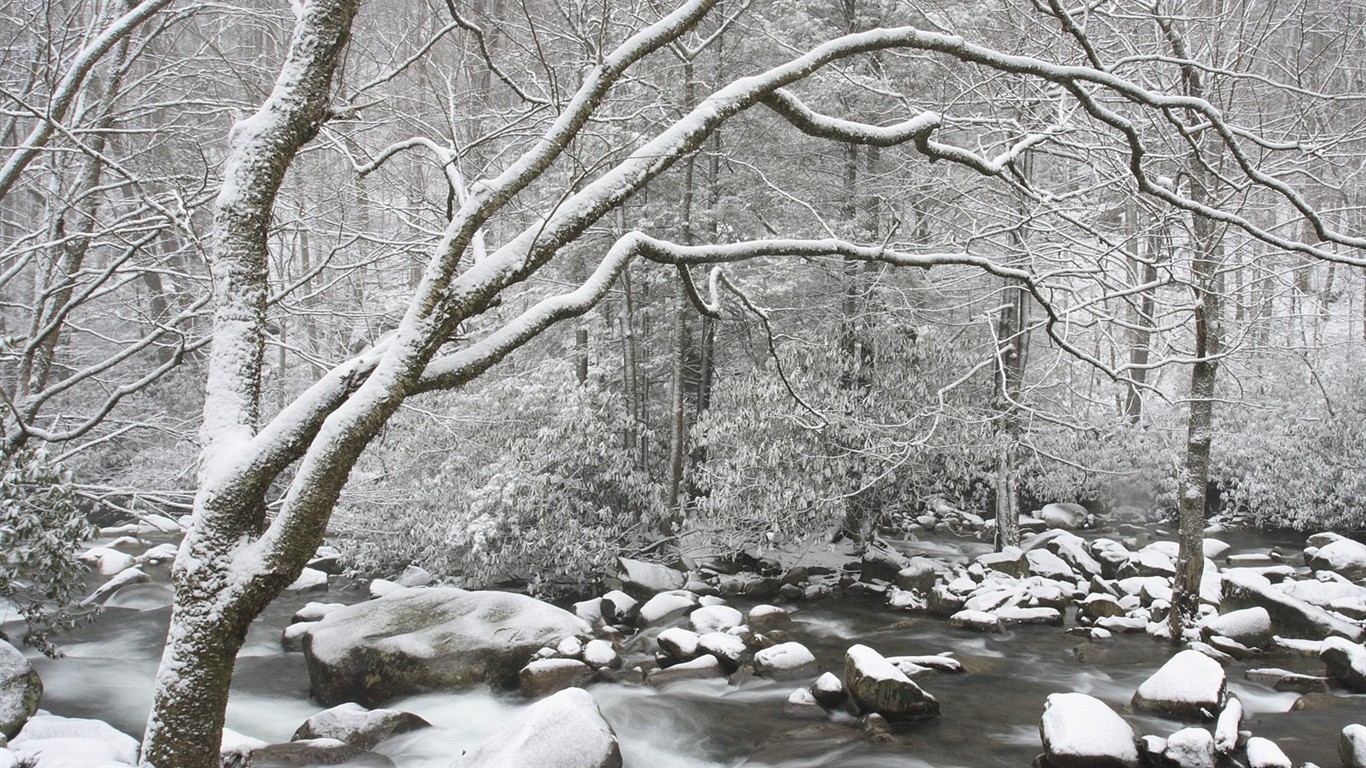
[3, 0, 1366, 767]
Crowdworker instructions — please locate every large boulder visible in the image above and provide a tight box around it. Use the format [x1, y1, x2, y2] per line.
[842, 644, 939, 721]
[302, 587, 590, 706]
[1306, 537, 1366, 581]
[1163, 727, 1215, 768]
[1221, 571, 1364, 642]
[1203, 607, 1272, 648]
[1038, 692, 1138, 768]
[616, 558, 685, 598]
[519, 659, 594, 698]
[292, 702, 429, 749]
[458, 688, 620, 768]
[753, 642, 817, 681]
[1320, 637, 1366, 692]
[10, 714, 139, 768]
[0, 640, 40, 739]
[1039, 503, 1088, 530]
[1132, 650, 1226, 719]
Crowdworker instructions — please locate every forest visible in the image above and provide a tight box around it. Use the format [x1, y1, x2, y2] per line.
[2, 1, 1366, 768]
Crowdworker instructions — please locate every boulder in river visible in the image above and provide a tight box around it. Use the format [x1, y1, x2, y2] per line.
[9, 714, 139, 768]
[637, 590, 699, 625]
[1305, 536, 1366, 582]
[1320, 637, 1366, 691]
[519, 659, 594, 698]
[1163, 727, 1215, 768]
[1203, 607, 1272, 648]
[1132, 650, 1226, 719]
[842, 644, 939, 721]
[1243, 736, 1291, 768]
[1038, 692, 1138, 768]
[753, 642, 817, 681]
[0, 640, 40, 739]
[1342, 724, 1366, 768]
[1039, 503, 1089, 530]
[292, 702, 429, 749]
[458, 687, 622, 768]
[617, 558, 685, 598]
[1221, 571, 1364, 642]
[302, 587, 590, 706]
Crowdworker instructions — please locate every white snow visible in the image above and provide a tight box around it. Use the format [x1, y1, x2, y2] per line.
[1309, 538, 1366, 573]
[286, 567, 329, 592]
[1039, 692, 1138, 766]
[754, 642, 817, 677]
[1214, 696, 1242, 754]
[637, 590, 698, 625]
[656, 628, 700, 660]
[1204, 607, 1271, 643]
[10, 714, 139, 768]
[1133, 650, 1225, 716]
[1245, 736, 1291, 768]
[79, 547, 134, 577]
[689, 605, 742, 634]
[456, 687, 618, 768]
[843, 644, 907, 684]
[1343, 724, 1366, 768]
[581, 640, 618, 669]
[1164, 727, 1215, 768]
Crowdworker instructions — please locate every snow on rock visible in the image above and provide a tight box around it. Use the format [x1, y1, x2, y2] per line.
[689, 605, 742, 634]
[617, 558, 685, 598]
[1039, 503, 1088, 530]
[80, 567, 148, 606]
[1342, 724, 1366, 768]
[581, 640, 620, 670]
[519, 659, 593, 698]
[292, 602, 344, 624]
[1320, 637, 1366, 692]
[1222, 571, 1364, 642]
[78, 547, 134, 577]
[647, 654, 721, 686]
[977, 547, 1027, 578]
[1202, 539, 1231, 559]
[697, 632, 746, 672]
[221, 727, 268, 768]
[573, 598, 606, 627]
[1203, 607, 1272, 648]
[657, 628, 701, 663]
[10, 714, 139, 768]
[286, 567, 329, 593]
[842, 644, 939, 721]
[307, 545, 345, 575]
[948, 609, 1002, 633]
[783, 688, 825, 720]
[396, 565, 434, 588]
[302, 587, 590, 706]
[810, 672, 847, 708]
[1306, 537, 1366, 581]
[600, 591, 637, 624]
[995, 606, 1063, 626]
[0, 641, 40, 739]
[292, 702, 429, 749]
[1213, 696, 1242, 755]
[1280, 576, 1366, 608]
[747, 605, 790, 631]
[1038, 692, 1138, 768]
[1026, 549, 1075, 581]
[753, 642, 817, 681]
[137, 513, 182, 534]
[1244, 736, 1291, 768]
[457, 687, 622, 768]
[1121, 549, 1176, 579]
[1163, 727, 1215, 768]
[1132, 650, 1226, 719]
[637, 590, 699, 625]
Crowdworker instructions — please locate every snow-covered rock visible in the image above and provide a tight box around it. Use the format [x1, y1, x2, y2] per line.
[292, 702, 429, 749]
[307, 545, 345, 575]
[753, 642, 817, 681]
[600, 590, 637, 624]
[647, 655, 721, 686]
[617, 558, 685, 598]
[582, 640, 619, 670]
[79, 547, 135, 577]
[1244, 736, 1291, 768]
[1027, 549, 1075, 581]
[1040, 503, 1088, 530]
[302, 587, 590, 706]
[520, 658, 594, 697]
[1213, 696, 1242, 755]
[1222, 571, 1364, 642]
[1342, 724, 1366, 768]
[810, 672, 846, 708]
[657, 628, 701, 662]
[1132, 650, 1226, 719]
[1320, 636, 1366, 691]
[457, 688, 622, 768]
[637, 590, 699, 625]
[697, 632, 746, 672]
[1038, 692, 1138, 768]
[80, 567, 148, 606]
[977, 547, 1027, 578]
[1204, 607, 1272, 648]
[1306, 537, 1366, 581]
[286, 567, 329, 593]
[783, 688, 826, 720]
[843, 644, 939, 721]
[689, 605, 742, 634]
[0, 641, 40, 739]
[948, 609, 1001, 632]
[9, 715, 139, 768]
[1163, 727, 1215, 768]
[747, 605, 790, 631]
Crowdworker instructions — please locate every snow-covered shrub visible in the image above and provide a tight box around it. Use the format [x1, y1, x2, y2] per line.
[0, 449, 94, 653]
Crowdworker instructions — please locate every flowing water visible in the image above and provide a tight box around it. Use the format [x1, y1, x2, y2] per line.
[12, 527, 1362, 767]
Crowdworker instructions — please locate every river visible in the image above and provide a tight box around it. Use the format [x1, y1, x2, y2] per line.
[14, 526, 1361, 767]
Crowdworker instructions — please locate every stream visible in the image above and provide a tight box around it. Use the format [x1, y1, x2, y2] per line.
[12, 526, 1362, 767]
